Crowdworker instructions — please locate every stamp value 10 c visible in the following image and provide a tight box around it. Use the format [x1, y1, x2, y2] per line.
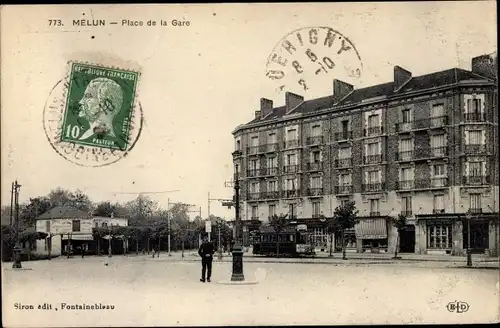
[61, 63, 139, 151]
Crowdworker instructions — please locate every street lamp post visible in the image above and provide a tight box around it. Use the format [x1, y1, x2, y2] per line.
[466, 211, 472, 267]
[12, 181, 22, 269]
[231, 150, 245, 281]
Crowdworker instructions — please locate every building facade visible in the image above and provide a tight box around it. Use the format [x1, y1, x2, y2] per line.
[232, 53, 499, 256]
[35, 206, 128, 256]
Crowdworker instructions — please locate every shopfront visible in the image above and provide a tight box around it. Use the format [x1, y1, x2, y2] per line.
[416, 213, 499, 257]
[355, 218, 389, 253]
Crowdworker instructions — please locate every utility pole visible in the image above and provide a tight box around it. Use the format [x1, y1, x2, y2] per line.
[10, 182, 14, 226]
[167, 198, 172, 257]
[12, 180, 22, 269]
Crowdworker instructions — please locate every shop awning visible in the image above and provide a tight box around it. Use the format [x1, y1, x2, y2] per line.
[62, 234, 94, 241]
[355, 218, 387, 239]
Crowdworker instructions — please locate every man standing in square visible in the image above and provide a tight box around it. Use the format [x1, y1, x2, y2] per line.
[198, 235, 215, 282]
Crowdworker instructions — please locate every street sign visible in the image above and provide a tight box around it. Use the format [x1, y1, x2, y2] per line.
[205, 221, 212, 233]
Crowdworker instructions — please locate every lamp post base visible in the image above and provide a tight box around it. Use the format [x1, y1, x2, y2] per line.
[230, 245, 245, 282]
[466, 248, 472, 267]
[12, 244, 22, 269]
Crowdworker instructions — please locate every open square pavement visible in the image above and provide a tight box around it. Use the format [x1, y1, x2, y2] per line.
[2, 254, 499, 327]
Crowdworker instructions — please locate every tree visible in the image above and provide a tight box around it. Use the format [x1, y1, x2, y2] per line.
[149, 219, 169, 257]
[320, 214, 336, 257]
[70, 190, 93, 212]
[19, 197, 52, 228]
[1, 206, 12, 226]
[124, 195, 158, 226]
[268, 214, 289, 258]
[47, 188, 92, 212]
[390, 214, 408, 259]
[332, 201, 359, 260]
[93, 201, 117, 217]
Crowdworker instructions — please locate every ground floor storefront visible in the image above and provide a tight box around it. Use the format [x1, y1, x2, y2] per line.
[415, 213, 499, 257]
[239, 213, 499, 257]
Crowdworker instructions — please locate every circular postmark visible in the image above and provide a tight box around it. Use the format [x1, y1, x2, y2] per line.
[266, 26, 363, 95]
[43, 61, 143, 167]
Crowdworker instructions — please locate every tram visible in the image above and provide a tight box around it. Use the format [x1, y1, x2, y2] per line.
[252, 223, 315, 257]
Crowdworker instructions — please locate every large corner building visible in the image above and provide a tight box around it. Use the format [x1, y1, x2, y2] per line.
[232, 53, 499, 257]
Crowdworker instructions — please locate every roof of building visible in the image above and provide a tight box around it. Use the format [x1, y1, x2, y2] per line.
[242, 67, 494, 128]
[37, 206, 91, 220]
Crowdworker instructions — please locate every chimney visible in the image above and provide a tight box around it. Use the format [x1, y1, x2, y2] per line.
[332, 79, 354, 101]
[260, 98, 273, 119]
[472, 53, 497, 80]
[394, 66, 412, 91]
[285, 92, 304, 114]
[254, 110, 261, 119]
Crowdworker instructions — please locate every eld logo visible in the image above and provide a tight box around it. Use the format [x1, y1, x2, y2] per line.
[446, 301, 470, 313]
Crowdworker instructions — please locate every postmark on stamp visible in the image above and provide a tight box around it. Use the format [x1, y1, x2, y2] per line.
[266, 26, 363, 95]
[43, 61, 143, 167]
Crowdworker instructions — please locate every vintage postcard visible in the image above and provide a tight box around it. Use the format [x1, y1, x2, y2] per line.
[1, 2, 498, 327]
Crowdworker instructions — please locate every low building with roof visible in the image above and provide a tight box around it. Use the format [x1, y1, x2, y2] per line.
[35, 206, 128, 256]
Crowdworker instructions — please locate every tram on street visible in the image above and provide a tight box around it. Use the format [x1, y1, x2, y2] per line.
[252, 223, 315, 257]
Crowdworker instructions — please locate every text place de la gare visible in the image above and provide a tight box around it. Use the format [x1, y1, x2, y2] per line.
[72, 19, 191, 27]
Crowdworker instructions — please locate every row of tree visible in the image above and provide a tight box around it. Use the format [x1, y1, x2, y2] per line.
[267, 201, 408, 259]
[1, 188, 234, 261]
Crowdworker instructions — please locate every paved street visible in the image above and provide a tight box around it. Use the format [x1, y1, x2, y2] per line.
[2, 255, 499, 327]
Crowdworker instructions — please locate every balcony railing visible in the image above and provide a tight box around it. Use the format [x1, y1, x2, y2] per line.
[395, 116, 449, 132]
[306, 188, 324, 196]
[401, 210, 413, 217]
[265, 167, 279, 176]
[397, 151, 414, 162]
[464, 144, 486, 154]
[265, 143, 279, 152]
[431, 177, 448, 188]
[396, 180, 414, 190]
[429, 116, 448, 128]
[247, 192, 260, 200]
[362, 182, 384, 192]
[462, 175, 490, 185]
[306, 136, 324, 145]
[364, 154, 382, 164]
[364, 126, 383, 136]
[306, 162, 323, 171]
[335, 158, 352, 168]
[283, 165, 300, 174]
[431, 146, 448, 157]
[282, 190, 300, 198]
[262, 191, 280, 199]
[335, 185, 353, 194]
[395, 121, 413, 133]
[396, 178, 448, 190]
[247, 146, 259, 155]
[284, 139, 300, 148]
[464, 112, 486, 122]
[247, 169, 259, 177]
[334, 131, 353, 141]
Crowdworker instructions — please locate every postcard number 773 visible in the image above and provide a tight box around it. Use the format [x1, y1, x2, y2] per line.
[48, 20, 64, 26]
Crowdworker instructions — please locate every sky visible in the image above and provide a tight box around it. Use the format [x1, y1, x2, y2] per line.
[1, 2, 497, 219]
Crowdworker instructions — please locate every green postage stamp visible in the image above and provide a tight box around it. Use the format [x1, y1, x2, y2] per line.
[60, 63, 140, 151]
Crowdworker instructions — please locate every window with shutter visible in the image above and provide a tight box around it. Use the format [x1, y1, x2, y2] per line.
[467, 130, 483, 145]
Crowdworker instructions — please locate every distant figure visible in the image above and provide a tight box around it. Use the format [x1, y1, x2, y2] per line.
[81, 244, 86, 258]
[198, 236, 215, 282]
